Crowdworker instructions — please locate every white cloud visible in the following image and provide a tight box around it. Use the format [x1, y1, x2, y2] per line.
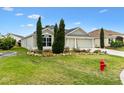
[99, 9, 108, 13]
[15, 13, 24, 16]
[27, 14, 42, 19]
[2, 7, 14, 11]
[74, 22, 81, 25]
[20, 24, 34, 28]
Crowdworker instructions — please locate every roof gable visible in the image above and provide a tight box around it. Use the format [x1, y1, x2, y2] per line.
[66, 27, 89, 37]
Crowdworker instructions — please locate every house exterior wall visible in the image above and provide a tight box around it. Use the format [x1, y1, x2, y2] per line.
[94, 38, 110, 47]
[21, 36, 34, 50]
[21, 27, 95, 50]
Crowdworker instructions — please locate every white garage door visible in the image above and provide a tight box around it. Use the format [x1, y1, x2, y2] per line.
[66, 38, 75, 48]
[77, 39, 92, 48]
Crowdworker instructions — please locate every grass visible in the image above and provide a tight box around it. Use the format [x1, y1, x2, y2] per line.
[0, 46, 124, 85]
[107, 46, 124, 51]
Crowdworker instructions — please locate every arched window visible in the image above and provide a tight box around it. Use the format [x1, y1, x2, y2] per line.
[42, 34, 51, 47]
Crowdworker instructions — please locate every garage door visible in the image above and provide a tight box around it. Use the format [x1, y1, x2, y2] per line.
[77, 39, 92, 48]
[66, 38, 75, 48]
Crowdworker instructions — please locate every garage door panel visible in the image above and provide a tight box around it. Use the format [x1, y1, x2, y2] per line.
[66, 38, 75, 48]
[77, 39, 92, 48]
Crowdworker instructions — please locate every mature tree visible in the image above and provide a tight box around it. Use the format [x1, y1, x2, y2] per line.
[52, 19, 65, 53]
[52, 23, 59, 53]
[100, 28, 105, 48]
[36, 17, 43, 51]
[58, 19, 65, 53]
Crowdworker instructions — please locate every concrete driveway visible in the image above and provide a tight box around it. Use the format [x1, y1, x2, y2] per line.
[0, 52, 17, 58]
[91, 48, 124, 57]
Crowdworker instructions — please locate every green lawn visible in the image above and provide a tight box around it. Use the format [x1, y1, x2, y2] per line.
[0, 47, 124, 85]
[107, 46, 124, 51]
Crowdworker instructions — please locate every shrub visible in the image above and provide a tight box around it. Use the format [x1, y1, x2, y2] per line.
[80, 49, 91, 53]
[0, 36, 16, 50]
[64, 47, 70, 53]
[43, 49, 53, 57]
[93, 50, 101, 53]
[73, 48, 81, 53]
[43, 49, 52, 53]
[110, 40, 124, 48]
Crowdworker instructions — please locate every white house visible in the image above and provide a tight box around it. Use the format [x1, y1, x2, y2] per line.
[89, 29, 124, 47]
[21, 26, 95, 50]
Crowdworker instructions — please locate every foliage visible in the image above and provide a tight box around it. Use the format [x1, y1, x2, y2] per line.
[64, 47, 70, 53]
[93, 50, 101, 53]
[52, 19, 65, 54]
[110, 40, 124, 48]
[73, 48, 81, 52]
[36, 17, 43, 51]
[80, 49, 91, 53]
[100, 28, 105, 48]
[52, 23, 59, 53]
[0, 36, 16, 50]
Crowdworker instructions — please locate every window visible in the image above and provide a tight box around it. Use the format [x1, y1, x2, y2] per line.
[108, 38, 113, 44]
[42, 35, 52, 46]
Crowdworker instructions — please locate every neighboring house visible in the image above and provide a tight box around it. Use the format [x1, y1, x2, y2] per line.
[89, 29, 124, 47]
[21, 26, 95, 50]
[5, 33, 24, 43]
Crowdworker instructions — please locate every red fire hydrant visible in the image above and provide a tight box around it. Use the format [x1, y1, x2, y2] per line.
[100, 59, 106, 72]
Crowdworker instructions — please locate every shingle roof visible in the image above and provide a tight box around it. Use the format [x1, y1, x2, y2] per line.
[23, 26, 89, 39]
[7, 33, 24, 38]
[65, 27, 78, 34]
[88, 29, 123, 37]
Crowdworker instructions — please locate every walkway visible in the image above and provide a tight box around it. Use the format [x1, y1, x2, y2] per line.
[0, 52, 17, 58]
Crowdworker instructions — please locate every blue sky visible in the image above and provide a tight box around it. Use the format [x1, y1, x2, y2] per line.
[0, 7, 124, 36]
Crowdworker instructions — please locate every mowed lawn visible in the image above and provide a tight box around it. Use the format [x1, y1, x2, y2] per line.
[0, 47, 124, 85]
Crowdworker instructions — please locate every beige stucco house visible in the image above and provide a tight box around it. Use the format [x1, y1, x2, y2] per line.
[89, 29, 124, 48]
[21, 26, 95, 50]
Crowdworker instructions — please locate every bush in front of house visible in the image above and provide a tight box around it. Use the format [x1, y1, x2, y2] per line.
[73, 48, 81, 53]
[110, 40, 124, 48]
[0, 36, 16, 50]
[64, 47, 70, 53]
[93, 50, 101, 53]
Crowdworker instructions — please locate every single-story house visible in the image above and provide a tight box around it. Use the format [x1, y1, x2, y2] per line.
[21, 26, 95, 50]
[5, 33, 24, 43]
[89, 29, 124, 47]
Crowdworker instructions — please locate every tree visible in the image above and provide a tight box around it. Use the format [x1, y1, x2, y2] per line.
[52, 19, 65, 54]
[0, 36, 16, 50]
[58, 19, 65, 53]
[52, 23, 59, 53]
[36, 17, 43, 52]
[100, 28, 104, 48]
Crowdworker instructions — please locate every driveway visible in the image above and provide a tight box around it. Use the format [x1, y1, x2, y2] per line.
[91, 48, 124, 57]
[0, 52, 17, 58]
